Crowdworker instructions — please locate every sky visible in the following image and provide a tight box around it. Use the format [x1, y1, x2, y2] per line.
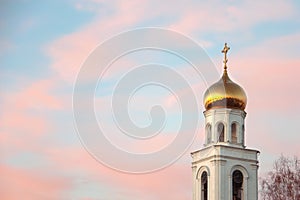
[1, 0, 300, 199]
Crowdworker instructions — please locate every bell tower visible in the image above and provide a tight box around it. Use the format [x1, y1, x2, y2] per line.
[191, 43, 259, 200]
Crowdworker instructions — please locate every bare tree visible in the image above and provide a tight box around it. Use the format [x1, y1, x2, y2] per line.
[260, 155, 300, 200]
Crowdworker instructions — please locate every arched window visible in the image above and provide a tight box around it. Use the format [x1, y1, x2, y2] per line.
[201, 171, 208, 200]
[217, 123, 224, 142]
[206, 124, 212, 144]
[232, 170, 243, 200]
[231, 123, 237, 143]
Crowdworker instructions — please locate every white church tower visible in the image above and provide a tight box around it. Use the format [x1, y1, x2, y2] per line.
[191, 43, 259, 200]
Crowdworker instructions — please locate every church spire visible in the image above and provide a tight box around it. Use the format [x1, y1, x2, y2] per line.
[192, 43, 259, 200]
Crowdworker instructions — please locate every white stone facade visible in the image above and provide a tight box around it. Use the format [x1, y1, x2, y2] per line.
[191, 108, 259, 200]
[203, 108, 246, 147]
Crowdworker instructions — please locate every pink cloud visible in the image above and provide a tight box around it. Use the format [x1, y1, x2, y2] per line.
[46, 0, 222, 84]
[0, 79, 62, 136]
[170, 0, 295, 34]
[46, 145, 193, 199]
[57, 131, 204, 199]
[0, 78, 73, 199]
[46, 0, 297, 86]
[0, 78, 65, 157]
[4, 79, 62, 111]
[0, 74, 202, 198]
[47, 0, 152, 84]
[12, 1, 298, 198]
[229, 33, 300, 112]
[0, 164, 70, 200]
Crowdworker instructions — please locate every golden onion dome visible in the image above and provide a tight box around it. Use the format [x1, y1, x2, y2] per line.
[203, 43, 247, 111]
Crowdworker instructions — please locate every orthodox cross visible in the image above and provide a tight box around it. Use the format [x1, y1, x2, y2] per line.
[221, 43, 230, 70]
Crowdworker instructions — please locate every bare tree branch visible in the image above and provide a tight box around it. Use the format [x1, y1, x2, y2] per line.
[260, 155, 300, 200]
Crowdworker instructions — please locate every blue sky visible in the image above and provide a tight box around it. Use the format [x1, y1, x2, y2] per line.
[1, 0, 300, 199]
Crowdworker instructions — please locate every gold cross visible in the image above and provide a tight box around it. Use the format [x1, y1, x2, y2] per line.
[221, 43, 230, 70]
